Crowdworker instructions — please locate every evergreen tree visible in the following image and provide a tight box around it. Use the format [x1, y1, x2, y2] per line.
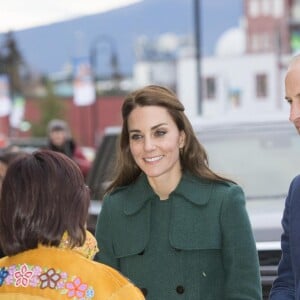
[0, 31, 27, 96]
[31, 80, 65, 137]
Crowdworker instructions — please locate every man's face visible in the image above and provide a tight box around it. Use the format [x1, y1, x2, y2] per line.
[49, 130, 67, 146]
[285, 61, 300, 134]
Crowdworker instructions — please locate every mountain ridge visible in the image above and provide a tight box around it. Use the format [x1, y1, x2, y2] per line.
[1, 0, 242, 75]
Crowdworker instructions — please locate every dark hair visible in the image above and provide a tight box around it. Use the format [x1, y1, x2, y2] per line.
[0, 150, 90, 256]
[106, 85, 233, 192]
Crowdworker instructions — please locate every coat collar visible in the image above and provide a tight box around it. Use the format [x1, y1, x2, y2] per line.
[123, 172, 214, 215]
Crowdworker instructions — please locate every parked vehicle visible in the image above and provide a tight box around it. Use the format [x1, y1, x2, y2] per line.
[8, 137, 48, 153]
[87, 116, 300, 299]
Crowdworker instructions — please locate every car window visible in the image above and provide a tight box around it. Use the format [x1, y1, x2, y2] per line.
[197, 124, 300, 199]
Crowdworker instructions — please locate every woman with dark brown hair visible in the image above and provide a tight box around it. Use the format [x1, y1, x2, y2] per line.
[95, 85, 262, 299]
[0, 150, 144, 300]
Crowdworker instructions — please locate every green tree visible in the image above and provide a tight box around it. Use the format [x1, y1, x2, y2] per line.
[0, 31, 27, 96]
[31, 81, 66, 137]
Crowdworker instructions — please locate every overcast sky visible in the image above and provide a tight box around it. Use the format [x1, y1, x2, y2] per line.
[0, 0, 142, 33]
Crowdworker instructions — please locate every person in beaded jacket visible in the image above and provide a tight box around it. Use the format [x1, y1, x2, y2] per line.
[0, 150, 144, 300]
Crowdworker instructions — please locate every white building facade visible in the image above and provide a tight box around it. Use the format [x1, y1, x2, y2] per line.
[133, 50, 289, 121]
[130, 0, 300, 121]
[177, 53, 289, 120]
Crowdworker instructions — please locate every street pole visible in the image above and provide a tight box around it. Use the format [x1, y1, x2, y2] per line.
[89, 35, 120, 145]
[193, 0, 202, 115]
[89, 45, 98, 147]
[275, 24, 282, 110]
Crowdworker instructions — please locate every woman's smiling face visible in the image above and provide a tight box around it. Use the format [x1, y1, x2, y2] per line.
[128, 105, 185, 182]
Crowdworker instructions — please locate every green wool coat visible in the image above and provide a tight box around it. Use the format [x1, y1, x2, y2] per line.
[95, 172, 262, 300]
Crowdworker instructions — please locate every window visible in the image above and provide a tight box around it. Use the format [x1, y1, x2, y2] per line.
[262, 0, 271, 16]
[262, 32, 270, 51]
[292, 2, 300, 19]
[228, 88, 241, 107]
[251, 34, 260, 51]
[273, 0, 284, 17]
[256, 74, 268, 98]
[249, 0, 260, 17]
[204, 77, 216, 100]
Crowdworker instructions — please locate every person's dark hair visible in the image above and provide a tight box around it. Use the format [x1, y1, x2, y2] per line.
[106, 85, 233, 193]
[0, 150, 90, 256]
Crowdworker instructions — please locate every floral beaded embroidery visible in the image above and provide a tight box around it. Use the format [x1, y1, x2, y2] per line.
[0, 263, 95, 299]
[0, 267, 8, 285]
[39, 268, 61, 289]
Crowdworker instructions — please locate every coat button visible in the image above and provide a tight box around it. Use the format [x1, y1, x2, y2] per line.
[176, 285, 185, 294]
[141, 287, 148, 296]
[138, 250, 145, 255]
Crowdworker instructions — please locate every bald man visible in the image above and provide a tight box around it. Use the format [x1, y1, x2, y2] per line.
[285, 56, 300, 133]
[270, 55, 300, 299]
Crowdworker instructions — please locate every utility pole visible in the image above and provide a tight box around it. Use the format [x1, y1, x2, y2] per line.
[89, 35, 120, 145]
[193, 0, 202, 115]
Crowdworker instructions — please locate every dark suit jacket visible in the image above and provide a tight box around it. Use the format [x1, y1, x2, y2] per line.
[270, 175, 300, 299]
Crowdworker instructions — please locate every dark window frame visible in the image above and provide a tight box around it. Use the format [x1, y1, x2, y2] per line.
[256, 73, 268, 99]
[203, 76, 216, 100]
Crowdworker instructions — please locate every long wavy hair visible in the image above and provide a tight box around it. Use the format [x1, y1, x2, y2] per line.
[106, 85, 233, 193]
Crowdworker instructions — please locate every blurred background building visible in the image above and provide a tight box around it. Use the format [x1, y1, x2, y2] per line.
[0, 0, 300, 146]
[135, 0, 300, 120]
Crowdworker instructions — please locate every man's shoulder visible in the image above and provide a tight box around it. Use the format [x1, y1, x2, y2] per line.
[290, 174, 300, 191]
[287, 175, 300, 205]
[292, 174, 300, 184]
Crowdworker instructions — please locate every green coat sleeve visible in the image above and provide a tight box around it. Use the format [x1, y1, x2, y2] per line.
[94, 195, 120, 270]
[220, 184, 262, 300]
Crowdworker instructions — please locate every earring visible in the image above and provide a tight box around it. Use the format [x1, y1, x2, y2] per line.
[179, 147, 184, 156]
